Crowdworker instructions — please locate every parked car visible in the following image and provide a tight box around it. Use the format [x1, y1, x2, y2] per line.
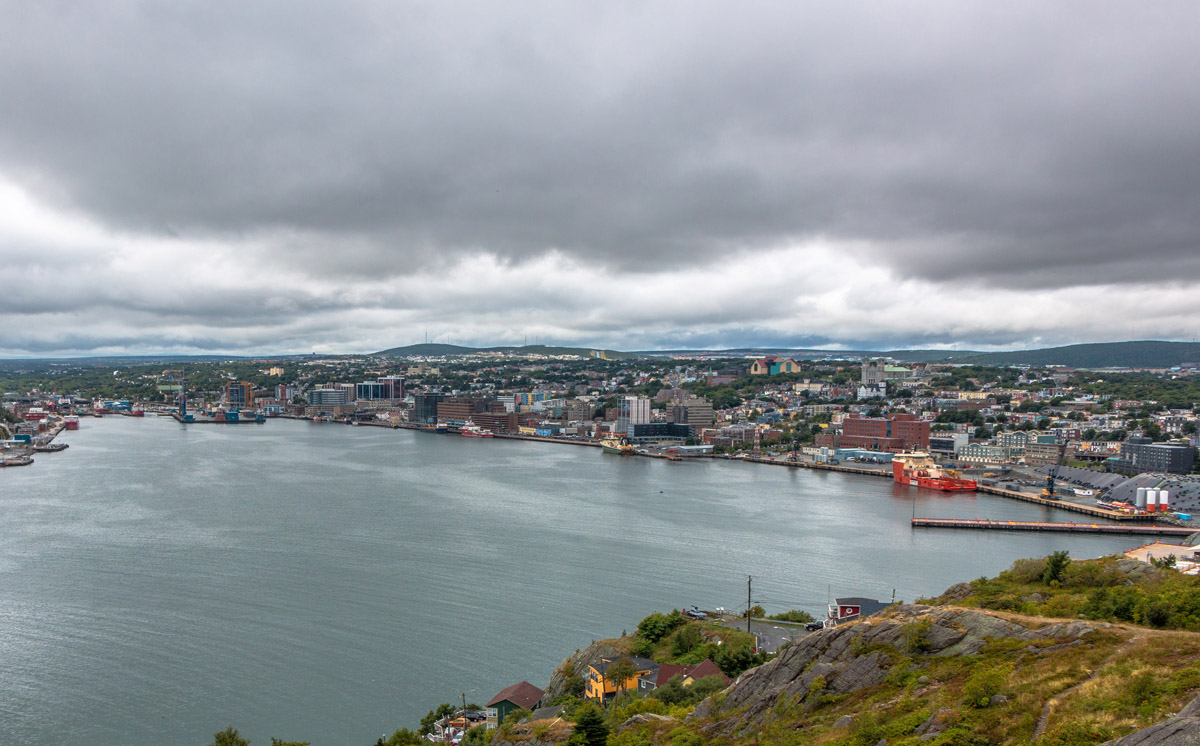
[805, 621, 824, 631]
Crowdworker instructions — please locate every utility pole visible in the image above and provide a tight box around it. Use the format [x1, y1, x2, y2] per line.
[746, 575, 753, 633]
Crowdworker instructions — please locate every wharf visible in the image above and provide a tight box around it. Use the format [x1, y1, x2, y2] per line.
[739, 455, 892, 478]
[912, 517, 1196, 537]
[975, 484, 1150, 521]
[490, 433, 683, 459]
[740, 456, 1143, 521]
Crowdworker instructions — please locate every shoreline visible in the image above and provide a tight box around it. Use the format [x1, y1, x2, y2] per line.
[56, 411, 1173, 526]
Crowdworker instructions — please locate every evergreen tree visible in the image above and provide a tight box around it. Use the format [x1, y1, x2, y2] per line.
[570, 706, 608, 746]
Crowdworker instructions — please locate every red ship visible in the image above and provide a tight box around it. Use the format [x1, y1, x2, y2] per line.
[460, 422, 494, 438]
[892, 452, 977, 492]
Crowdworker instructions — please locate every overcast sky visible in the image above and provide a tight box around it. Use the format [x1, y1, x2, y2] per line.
[2, 1, 1198, 356]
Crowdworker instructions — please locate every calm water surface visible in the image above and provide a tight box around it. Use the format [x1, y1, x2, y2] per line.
[0, 417, 1145, 745]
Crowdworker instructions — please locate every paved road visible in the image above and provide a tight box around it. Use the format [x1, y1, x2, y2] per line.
[713, 615, 813, 654]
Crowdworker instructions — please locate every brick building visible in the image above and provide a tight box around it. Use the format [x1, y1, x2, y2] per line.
[838, 413, 929, 452]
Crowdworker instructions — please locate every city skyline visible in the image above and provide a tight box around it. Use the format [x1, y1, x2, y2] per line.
[2, 2, 1199, 357]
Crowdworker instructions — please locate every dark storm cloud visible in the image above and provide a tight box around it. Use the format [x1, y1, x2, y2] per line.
[1, 1, 1198, 289]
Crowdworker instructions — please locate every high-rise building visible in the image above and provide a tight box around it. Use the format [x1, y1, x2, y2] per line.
[671, 397, 714, 428]
[413, 393, 446, 423]
[307, 389, 348, 406]
[226, 381, 253, 408]
[379, 376, 405, 400]
[617, 396, 651, 436]
[356, 381, 387, 400]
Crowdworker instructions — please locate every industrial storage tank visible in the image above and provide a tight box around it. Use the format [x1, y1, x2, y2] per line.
[1160, 490, 1170, 512]
[1147, 489, 1159, 512]
[1136, 487, 1148, 508]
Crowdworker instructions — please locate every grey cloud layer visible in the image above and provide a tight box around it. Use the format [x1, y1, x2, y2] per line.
[2, 1, 1198, 286]
[2, 1, 1199, 355]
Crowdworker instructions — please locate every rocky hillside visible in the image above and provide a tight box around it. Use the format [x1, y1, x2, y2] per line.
[486, 555, 1200, 746]
[686, 603, 1200, 744]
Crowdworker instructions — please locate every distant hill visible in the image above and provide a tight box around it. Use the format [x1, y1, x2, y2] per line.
[945, 340, 1200, 368]
[371, 343, 479, 357]
[372, 343, 642, 360]
[635, 347, 986, 362]
[636, 341, 1200, 368]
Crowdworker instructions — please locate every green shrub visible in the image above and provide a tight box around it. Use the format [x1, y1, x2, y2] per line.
[962, 664, 1008, 708]
[1140, 601, 1173, 628]
[636, 611, 686, 643]
[1043, 551, 1071, 585]
[668, 727, 702, 746]
[1005, 557, 1049, 584]
[1063, 560, 1122, 588]
[1035, 721, 1118, 746]
[767, 609, 815, 623]
[904, 619, 932, 654]
[630, 637, 655, 659]
[671, 625, 702, 656]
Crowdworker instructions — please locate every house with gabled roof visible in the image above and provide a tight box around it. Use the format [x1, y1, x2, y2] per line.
[635, 658, 730, 694]
[584, 656, 658, 701]
[485, 681, 545, 729]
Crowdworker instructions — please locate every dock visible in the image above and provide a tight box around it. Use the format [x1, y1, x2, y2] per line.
[974, 484, 1151, 521]
[912, 517, 1197, 537]
[739, 455, 894, 478]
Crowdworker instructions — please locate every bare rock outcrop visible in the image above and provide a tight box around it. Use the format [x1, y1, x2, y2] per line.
[1097, 693, 1200, 746]
[690, 604, 1110, 736]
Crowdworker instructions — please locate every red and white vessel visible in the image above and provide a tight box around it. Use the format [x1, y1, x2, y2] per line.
[460, 422, 494, 438]
[63, 416, 80, 430]
[892, 452, 977, 492]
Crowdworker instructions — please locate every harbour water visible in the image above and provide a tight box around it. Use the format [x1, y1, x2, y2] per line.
[0, 417, 1147, 746]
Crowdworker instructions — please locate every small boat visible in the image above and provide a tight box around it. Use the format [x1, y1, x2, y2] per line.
[1, 456, 34, 467]
[460, 422, 494, 438]
[34, 442, 69, 453]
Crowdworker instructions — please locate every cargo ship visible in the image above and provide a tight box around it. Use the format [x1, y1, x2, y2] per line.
[892, 452, 977, 492]
[601, 435, 635, 455]
[460, 422, 493, 438]
[64, 416, 80, 430]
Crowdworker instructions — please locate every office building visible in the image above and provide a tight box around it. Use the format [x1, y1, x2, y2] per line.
[226, 381, 253, 408]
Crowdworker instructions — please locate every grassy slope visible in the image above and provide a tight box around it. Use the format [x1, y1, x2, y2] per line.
[572, 556, 1200, 746]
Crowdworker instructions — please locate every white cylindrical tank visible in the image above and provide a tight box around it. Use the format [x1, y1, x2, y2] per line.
[1136, 487, 1148, 508]
[1160, 490, 1170, 512]
[1147, 489, 1159, 512]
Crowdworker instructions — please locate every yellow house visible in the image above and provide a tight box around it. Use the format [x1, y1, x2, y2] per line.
[585, 656, 657, 701]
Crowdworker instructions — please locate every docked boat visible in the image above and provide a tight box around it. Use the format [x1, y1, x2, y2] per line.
[1, 456, 34, 467]
[64, 416, 80, 430]
[601, 434, 635, 455]
[460, 422, 494, 438]
[34, 442, 69, 453]
[892, 452, 977, 492]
